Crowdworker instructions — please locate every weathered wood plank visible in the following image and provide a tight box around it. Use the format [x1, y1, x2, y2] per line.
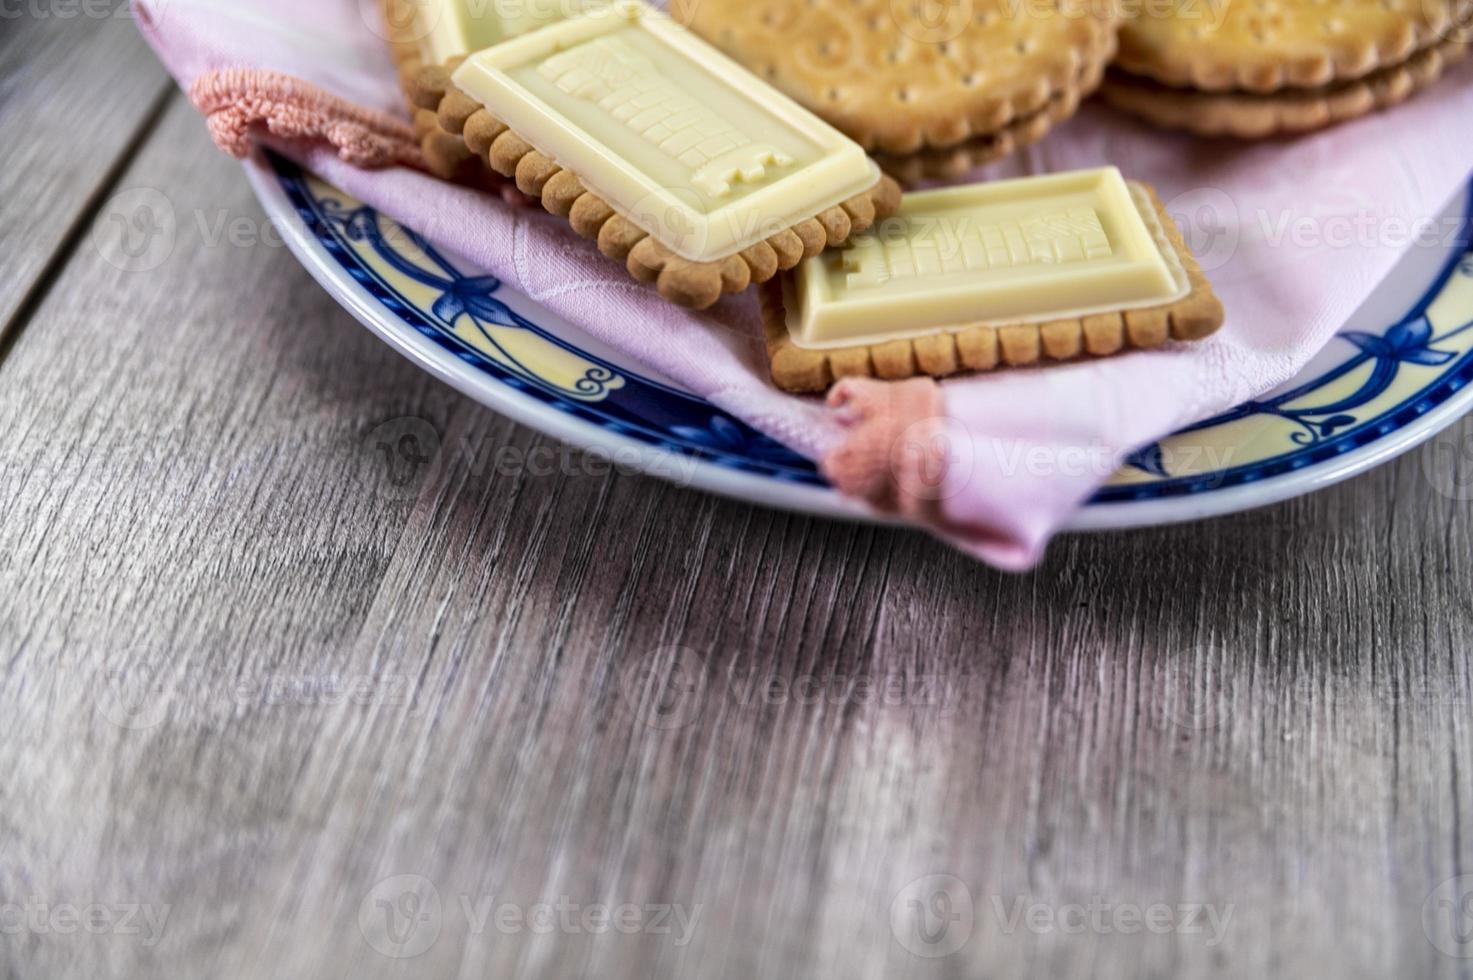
[0, 99, 489, 975]
[209, 413, 1469, 980]
[0, 8, 173, 334]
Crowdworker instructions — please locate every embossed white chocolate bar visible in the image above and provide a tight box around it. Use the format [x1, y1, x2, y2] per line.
[784, 168, 1192, 349]
[451, 1, 882, 263]
[414, 0, 579, 64]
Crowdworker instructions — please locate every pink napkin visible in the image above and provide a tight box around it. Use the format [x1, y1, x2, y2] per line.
[136, 0, 1473, 569]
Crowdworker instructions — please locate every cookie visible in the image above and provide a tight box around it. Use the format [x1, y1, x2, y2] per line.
[671, 0, 1120, 157]
[382, 0, 507, 187]
[1103, 20, 1471, 138]
[762, 174, 1224, 394]
[418, 4, 904, 310]
[459, 101, 902, 308]
[874, 54, 1106, 184]
[1116, 0, 1472, 93]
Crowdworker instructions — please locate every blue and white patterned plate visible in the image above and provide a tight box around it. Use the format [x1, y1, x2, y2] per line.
[245, 152, 1473, 529]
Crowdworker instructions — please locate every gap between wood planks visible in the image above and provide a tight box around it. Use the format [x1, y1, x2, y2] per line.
[0, 83, 177, 366]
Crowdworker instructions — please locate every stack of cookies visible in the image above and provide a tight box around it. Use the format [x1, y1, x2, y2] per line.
[377, 0, 1226, 391]
[1101, 0, 1472, 137]
[674, 0, 1121, 183]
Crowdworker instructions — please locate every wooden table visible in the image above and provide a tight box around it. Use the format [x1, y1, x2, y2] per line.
[4, 14, 1473, 980]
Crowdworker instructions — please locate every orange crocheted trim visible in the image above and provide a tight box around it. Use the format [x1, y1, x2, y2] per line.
[189, 69, 424, 169]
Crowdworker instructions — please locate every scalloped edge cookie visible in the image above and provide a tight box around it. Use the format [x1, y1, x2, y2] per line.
[761, 184, 1224, 394]
[382, 0, 902, 309]
[1116, 0, 1473, 93]
[1102, 25, 1470, 139]
[383, 0, 507, 189]
[673, 0, 1121, 156]
[874, 48, 1109, 185]
[452, 93, 902, 308]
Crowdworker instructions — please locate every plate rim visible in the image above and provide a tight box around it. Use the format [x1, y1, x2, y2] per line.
[245, 152, 1473, 532]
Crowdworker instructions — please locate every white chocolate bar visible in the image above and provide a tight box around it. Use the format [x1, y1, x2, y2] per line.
[451, 2, 881, 263]
[414, 0, 581, 64]
[784, 168, 1192, 349]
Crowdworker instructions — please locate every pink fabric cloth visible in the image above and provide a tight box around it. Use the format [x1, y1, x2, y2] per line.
[137, 0, 1473, 570]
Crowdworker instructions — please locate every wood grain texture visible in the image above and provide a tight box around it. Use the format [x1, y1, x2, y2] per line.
[0, 8, 172, 334]
[2, 43, 1473, 980]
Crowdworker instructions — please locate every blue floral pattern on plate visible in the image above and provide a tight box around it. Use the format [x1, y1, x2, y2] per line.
[273, 153, 1473, 507]
[1111, 222, 1473, 502]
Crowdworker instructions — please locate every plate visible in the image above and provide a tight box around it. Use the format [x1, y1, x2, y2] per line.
[245, 152, 1473, 529]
